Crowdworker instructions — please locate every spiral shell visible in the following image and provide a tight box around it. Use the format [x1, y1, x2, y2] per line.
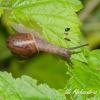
[6, 33, 39, 59]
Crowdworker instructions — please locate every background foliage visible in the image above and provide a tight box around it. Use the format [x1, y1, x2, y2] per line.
[0, 0, 100, 100]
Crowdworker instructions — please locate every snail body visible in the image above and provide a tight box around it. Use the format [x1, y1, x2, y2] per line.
[6, 33, 71, 61]
[6, 22, 89, 66]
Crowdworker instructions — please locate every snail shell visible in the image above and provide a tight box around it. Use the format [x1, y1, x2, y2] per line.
[6, 33, 39, 59]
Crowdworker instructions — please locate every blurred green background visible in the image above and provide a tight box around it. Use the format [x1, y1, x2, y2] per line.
[0, 0, 100, 89]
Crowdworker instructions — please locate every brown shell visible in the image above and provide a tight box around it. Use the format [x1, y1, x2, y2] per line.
[6, 33, 39, 60]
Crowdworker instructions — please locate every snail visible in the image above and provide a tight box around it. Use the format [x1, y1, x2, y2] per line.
[6, 22, 89, 66]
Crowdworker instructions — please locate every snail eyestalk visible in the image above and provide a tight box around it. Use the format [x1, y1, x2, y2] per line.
[67, 44, 89, 50]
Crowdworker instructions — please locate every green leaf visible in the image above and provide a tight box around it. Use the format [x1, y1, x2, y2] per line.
[65, 50, 100, 100]
[87, 94, 100, 100]
[8, 0, 86, 62]
[88, 50, 100, 69]
[71, 53, 87, 63]
[0, 72, 66, 100]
